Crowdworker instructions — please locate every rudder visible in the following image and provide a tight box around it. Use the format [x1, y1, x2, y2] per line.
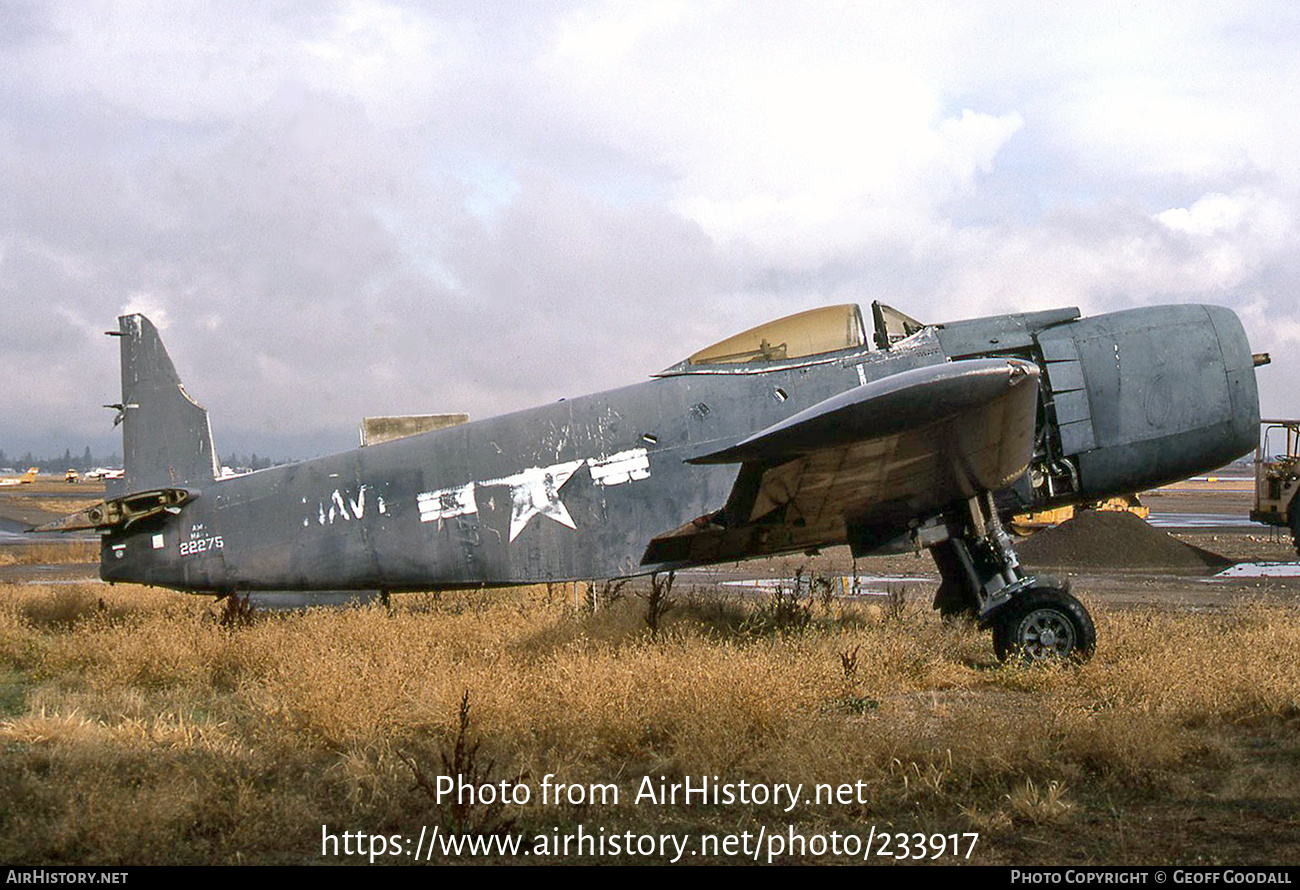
[110, 315, 218, 497]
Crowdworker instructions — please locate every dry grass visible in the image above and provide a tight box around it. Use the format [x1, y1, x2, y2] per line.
[0, 541, 100, 566]
[22, 498, 104, 516]
[1, 580, 1298, 864]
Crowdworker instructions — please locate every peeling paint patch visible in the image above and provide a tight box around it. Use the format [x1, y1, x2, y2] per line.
[480, 459, 584, 542]
[330, 490, 351, 522]
[314, 485, 384, 525]
[417, 483, 478, 525]
[587, 448, 650, 486]
[413, 447, 649, 544]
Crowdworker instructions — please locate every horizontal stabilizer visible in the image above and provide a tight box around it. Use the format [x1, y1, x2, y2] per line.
[32, 488, 196, 533]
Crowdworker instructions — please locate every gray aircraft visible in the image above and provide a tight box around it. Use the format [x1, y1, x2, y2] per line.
[42, 301, 1263, 662]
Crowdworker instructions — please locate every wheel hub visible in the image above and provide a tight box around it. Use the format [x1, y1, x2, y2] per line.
[1022, 608, 1075, 658]
[990, 585, 1096, 664]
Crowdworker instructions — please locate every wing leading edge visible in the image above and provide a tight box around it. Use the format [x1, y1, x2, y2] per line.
[643, 358, 1041, 567]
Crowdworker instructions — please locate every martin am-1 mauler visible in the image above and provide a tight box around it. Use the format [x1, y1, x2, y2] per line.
[41, 301, 1264, 662]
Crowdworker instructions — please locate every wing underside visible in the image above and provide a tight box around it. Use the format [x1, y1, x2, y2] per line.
[642, 359, 1041, 566]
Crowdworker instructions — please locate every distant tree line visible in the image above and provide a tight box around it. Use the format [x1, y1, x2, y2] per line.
[0, 448, 290, 473]
[0, 447, 120, 473]
[220, 454, 287, 472]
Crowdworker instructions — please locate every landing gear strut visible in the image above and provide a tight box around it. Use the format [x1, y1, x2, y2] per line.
[917, 492, 1095, 664]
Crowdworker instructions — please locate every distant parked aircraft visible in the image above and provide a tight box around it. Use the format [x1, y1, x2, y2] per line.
[0, 467, 41, 486]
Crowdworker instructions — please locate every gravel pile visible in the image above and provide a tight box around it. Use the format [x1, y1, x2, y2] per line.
[1015, 509, 1231, 572]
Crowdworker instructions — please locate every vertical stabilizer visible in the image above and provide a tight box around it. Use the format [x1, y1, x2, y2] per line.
[109, 315, 218, 497]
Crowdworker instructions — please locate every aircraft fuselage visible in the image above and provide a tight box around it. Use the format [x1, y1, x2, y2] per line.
[100, 303, 1259, 593]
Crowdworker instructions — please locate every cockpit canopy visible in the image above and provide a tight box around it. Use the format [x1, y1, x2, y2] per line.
[687, 304, 866, 365]
[664, 302, 925, 374]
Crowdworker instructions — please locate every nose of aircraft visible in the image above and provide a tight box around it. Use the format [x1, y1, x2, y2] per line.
[1036, 303, 1260, 499]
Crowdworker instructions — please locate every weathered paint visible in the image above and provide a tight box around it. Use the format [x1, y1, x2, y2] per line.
[314, 485, 386, 525]
[95, 304, 1261, 594]
[479, 459, 585, 542]
[417, 482, 478, 524]
[587, 448, 651, 486]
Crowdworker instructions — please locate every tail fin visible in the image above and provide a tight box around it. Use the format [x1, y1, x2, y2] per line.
[109, 315, 218, 497]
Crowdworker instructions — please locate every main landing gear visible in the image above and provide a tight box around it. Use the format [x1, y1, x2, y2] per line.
[917, 492, 1095, 664]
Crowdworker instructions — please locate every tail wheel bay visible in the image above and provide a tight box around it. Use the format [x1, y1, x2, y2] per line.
[991, 586, 1096, 664]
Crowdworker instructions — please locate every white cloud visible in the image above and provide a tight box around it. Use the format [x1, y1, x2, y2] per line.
[4, 1, 1300, 453]
[301, 1, 457, 126]
[548, 0, 697, 67]
[1157, 189, 1292, 244]
[1158, 192, 1254, 237]
[119, 293, 171, 329]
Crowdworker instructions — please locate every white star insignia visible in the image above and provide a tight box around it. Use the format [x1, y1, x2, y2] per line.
[481, 459, 585, 542]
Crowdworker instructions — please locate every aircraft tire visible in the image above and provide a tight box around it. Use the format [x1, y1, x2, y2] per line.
[992, 587, 1096, 665]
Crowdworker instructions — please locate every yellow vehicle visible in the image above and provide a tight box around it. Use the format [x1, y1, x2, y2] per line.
[1009, 505, 1075, 533]
[1010, 494, 1149, 534]
[1251, 419, 1300, 553]
[65, 469, 80, 483]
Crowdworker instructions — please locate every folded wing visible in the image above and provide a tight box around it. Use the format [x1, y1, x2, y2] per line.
[642, 358, 1040, 566]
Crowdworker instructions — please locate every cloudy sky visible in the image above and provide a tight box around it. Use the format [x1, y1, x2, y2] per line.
[3, 0, 1299, 460]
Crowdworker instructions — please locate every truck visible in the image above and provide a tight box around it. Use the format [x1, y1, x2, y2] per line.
[1251, 419, 1300, 553]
